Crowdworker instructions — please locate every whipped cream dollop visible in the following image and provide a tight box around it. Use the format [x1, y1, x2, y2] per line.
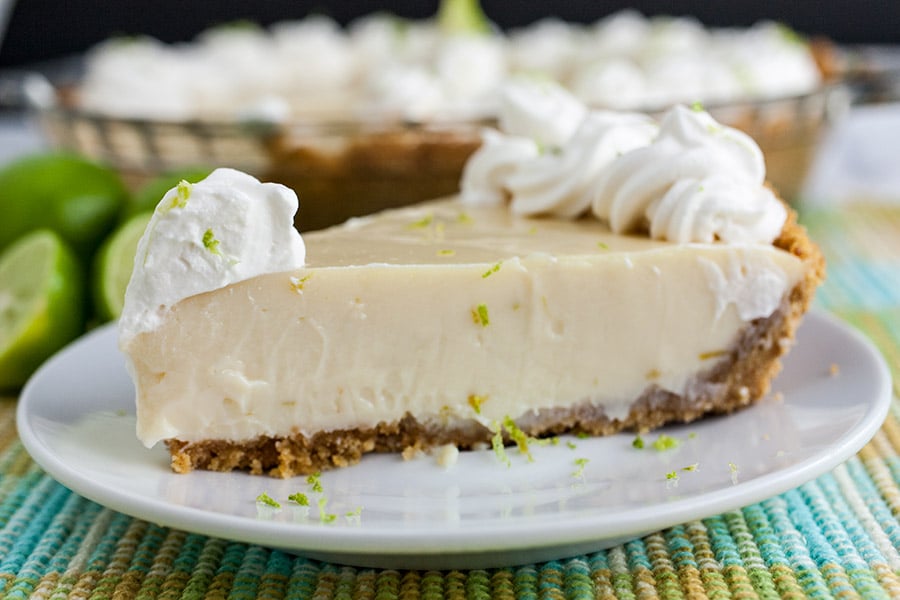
[118, 168, 306, 344]
[461, 80, 787, 244]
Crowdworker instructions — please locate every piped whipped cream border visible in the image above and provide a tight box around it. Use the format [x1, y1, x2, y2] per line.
[461, 79, 787, 245]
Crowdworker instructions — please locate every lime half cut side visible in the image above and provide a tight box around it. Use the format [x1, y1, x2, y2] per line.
[0, 230, 85, 390]
[93, 212, 152, 322]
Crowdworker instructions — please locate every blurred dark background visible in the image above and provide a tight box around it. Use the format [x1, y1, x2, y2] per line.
[1, 1, 897, 68]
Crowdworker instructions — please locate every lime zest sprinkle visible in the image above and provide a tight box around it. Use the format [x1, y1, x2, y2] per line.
[632, 435, 645, 449]
[468, 394, 487, 414]
[162, 180, 192, 212]
[688, 432, 698, 440]
[288, 492, 309, 506]
[307, 472, 324, 493]
[533, 436, 560, 447]
[457, 211, 473, 224]
[290, 274, 312, 293]
[652, 434, 681, 451]
[729, 462, 740, 484]
[528, 226, 538, 235]
[682, 463, 699, 472]
[699, 349, 728, 360]
[666, 471, 679, 487]
[597, 241, 609, 250]
[317, 497, 337, 523]
[490, 422, 511, 468]
[408, 214, 433, 229]
[566, 441, 577, 450]
[202, 229, 222, 256]
[576, 432, 590, 439]
[572, 458, 589, 478]
[256, 492, 281, 508]
[471, 303, 490, 327]
[503, 416, 533, 461]
[482, 261, 502, 278]
[691, 101, 705, 112]
[346, 507, 363, 518]
[437, 249, 456, 256]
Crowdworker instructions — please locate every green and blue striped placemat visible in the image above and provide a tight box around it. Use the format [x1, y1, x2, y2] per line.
[2, 202, 900, 599]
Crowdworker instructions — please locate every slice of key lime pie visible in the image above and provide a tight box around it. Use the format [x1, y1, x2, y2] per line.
[119, 81, 823, 477]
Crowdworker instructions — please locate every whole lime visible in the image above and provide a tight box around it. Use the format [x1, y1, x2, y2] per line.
[0, 153, 127, 259]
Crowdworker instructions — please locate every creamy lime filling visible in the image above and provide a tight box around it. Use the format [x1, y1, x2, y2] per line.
[124, 199, 804, 447]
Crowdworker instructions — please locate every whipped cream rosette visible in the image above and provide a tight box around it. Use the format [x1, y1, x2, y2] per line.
[461, 79, 787, 245]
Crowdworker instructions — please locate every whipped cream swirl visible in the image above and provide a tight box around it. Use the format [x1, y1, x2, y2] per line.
[119, 168, 306, 343]
[505, 111, 657, 217]
[461, 81, 787, 244]
[590, 105, 786, 242]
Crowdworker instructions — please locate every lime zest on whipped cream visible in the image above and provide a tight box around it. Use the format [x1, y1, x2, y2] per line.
[162, 180, 192, 213]
[632, 435, 645, 449]
[437, 249, 456, 257]
[202, 229, 222, 256]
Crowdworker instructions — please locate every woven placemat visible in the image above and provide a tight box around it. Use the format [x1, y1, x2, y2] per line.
[1, 204, 899, 599]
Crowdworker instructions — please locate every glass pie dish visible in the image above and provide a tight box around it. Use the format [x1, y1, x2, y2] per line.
[32, 87, 487, 231]
[29, 82, 848, 232]
[26, 10, 854, 230]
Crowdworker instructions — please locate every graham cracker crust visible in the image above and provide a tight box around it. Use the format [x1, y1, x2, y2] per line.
[167, 204, 825, 478]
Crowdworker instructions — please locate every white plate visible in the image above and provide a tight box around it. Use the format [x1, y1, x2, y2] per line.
[17, 311, 891, 570]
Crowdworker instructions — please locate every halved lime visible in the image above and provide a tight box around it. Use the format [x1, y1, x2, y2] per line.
[0, 230, 85, 389]
[0, 153, 127, 259]
[92, 212, 152, 322]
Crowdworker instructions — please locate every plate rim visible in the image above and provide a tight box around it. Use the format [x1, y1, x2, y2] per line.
[16, 309, 893, 565]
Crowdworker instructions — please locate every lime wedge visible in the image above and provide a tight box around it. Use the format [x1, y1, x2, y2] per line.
[93, 212, 152, 322]
[0, 153, 126, 259]
[0, 230, 85, 389]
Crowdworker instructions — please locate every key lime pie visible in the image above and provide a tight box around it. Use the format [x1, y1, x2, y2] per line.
[119, 81, 823, 477]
